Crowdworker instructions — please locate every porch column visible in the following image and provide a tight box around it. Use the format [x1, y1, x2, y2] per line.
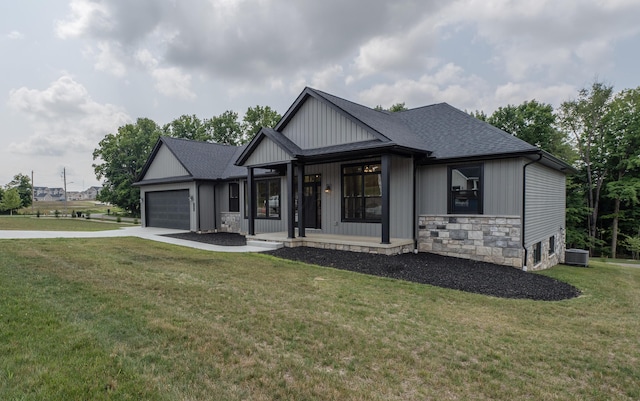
[287, 161, 296, 239]
[381, 154, 391, 244]
[297, 163, 305, 237]
[247, 167, 255, 236]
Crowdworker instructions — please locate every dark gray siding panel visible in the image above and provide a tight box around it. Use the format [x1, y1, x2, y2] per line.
[389, 156, 413, 239]
[245, 137, 293, 166]
[418, 159, 523, 216]
[282, 97, 376, 149]
[525, 163, 566, 246]
[146, 190, 190, 230]
[144, 144, 189, 179]
[484, 159, 523, 216]
[417, 165, 447, 214]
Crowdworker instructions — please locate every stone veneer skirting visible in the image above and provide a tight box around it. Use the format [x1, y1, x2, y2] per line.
[220, 212, 241, 233]
[419, 215, 523, 268]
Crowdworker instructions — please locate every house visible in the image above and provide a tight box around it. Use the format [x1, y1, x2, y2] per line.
[135, 88, 572, 270]
[133, 137, 249, 231]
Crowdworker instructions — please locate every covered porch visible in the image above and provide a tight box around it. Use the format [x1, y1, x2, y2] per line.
[247, 231, 415, 255]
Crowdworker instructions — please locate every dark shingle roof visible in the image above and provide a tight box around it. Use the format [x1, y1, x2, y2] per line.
[160, 136, 241, 179]
[395, 103, 539, 159]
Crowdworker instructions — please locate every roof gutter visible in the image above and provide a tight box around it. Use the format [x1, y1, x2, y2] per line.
[522, 152, 543, 271]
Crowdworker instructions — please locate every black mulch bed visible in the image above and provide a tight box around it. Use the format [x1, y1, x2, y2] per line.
[160, 232, 580, 301]
[162, 232, 247, 246]
[265, 247, 581, 301]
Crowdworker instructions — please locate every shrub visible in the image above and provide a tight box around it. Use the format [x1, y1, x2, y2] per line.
[54, 210, 60, 218]
[134, 218, 139, 225]
[116, 216, 122, 223]
[71, 210, 76, 218]
[36, 210, 40, 218]
[85, 212, 91, 220]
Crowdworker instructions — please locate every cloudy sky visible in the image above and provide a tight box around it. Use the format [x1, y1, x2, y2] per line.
[1, 0, 639, 189]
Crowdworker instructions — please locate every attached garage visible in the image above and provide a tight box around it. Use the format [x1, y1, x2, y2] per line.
[145, 190, 190, 230]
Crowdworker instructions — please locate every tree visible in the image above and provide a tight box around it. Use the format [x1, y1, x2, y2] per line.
[93, 118, 161, 216]
[603, 87, 640, 257]
[557, 81, 614, 253]
[375, 103, 408, 112]
[162, 114, 213, 142]
[6, 173, 33, 208]
[209, 110, 243, 145]
[0, 188, 22, 215]
[242, 105, 281, 143]
[487, 100, 574, 161]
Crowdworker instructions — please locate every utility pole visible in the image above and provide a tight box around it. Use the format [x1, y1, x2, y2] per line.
[31, 170, 34, 215]
[63, 167, 67, 217]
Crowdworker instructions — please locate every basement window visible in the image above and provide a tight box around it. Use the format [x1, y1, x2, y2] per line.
[533, 242, 542, 265]
[549, 235, 556, 255]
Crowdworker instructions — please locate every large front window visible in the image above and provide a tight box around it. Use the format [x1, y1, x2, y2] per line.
[256, 178, 280, 219]
[342, 162, 381, 222]
[448, 164, 483, 214]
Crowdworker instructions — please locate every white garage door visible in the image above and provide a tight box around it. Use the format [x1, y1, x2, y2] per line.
[145, 190, 190, 230]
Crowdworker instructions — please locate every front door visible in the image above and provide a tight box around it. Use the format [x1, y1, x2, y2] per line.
[303, 174, 321, 229]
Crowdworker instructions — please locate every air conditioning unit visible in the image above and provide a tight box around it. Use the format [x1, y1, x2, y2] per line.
[565, 249, 589, 267]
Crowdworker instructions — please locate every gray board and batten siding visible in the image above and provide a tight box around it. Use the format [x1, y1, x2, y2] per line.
[281, 96, 377, 149]
[243, 136, 293, 166]
[417, 158, 524, 216]
[142, 144, 189, 179]
[524, 162, 566, 247]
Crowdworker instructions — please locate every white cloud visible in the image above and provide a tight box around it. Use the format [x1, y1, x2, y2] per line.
[6, 31, 24, 40]
[93, 41, 127, 77]
[152, 67, 196, 100]
[7, 75, 131, 156]
[358, 63, 489, 111]
[56, 0, 113, 39]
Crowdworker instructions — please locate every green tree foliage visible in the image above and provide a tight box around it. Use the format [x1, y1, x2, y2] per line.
[374, 103, 408, 112]
[487, 100, 575, 161]
[6, 173, 33, 208]
[621, 235, 640, 259]
[242, 105, 282, 142]
[557, 81, 614, 252]
[93, 118, 161, 216]
[209, 110, 242, 145]
[0, 188, 22, 215]
[162, 114, 213, 142]
[602, 87, 640, 257]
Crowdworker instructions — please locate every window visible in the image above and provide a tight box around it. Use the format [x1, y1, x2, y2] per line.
[533, 242, 542, 265]
[342, 162, 381, 222]
[256, 178, 280, 219]
[549, 235, 556, 255]
[229, 183, 239, 212]
[448, 164, 483, 214]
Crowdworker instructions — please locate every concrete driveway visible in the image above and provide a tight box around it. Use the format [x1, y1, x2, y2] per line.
[0, 226, 270, 253]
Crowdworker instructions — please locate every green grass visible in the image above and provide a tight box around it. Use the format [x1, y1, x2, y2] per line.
[18, 200, 121, 217]
[1, 238, 639, 400]
[0, 216, 126, 231]
[594, 257, 640, 265]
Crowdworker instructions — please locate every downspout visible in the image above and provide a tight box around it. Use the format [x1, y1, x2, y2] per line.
[213, 182, 218, 233]
[412, 157, 419, 253]
[196, 182, 201, 232]
[522, 152, 543, 270]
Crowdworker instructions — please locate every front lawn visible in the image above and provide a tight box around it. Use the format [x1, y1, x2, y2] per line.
[0, 216, 126, 231]
[1, 238, 639, 400]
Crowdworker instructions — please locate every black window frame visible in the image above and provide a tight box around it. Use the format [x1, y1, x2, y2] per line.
[255, 178, 281, 220]
[341, 161, 382, 223]
[533, 241, 542, 265]
[447, 163, 484, 215]
[229, 182, 240, 213]
[549, 235, 556, 255]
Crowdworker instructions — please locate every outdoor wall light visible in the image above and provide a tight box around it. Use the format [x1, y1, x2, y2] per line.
[325, 184, 331, 193]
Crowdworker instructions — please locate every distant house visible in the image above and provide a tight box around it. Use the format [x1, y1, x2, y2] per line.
[135, 88, 572, 270]
[34, 187, 65, 202]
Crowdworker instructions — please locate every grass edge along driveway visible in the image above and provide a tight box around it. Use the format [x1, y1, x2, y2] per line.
[0, 216, 127, 231]
[1, 237, 639, 401]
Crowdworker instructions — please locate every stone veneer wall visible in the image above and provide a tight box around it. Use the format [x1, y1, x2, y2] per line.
[524, 228, 566, 271]
[418, 215, 523, 269]
[220, 212, 241, 233]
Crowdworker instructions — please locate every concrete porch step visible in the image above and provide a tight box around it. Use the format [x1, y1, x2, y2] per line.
[246, 240, 284, 250]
